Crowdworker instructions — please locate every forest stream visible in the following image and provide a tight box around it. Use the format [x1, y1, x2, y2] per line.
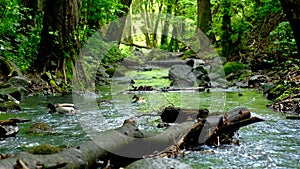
[1, 69, 300, 168]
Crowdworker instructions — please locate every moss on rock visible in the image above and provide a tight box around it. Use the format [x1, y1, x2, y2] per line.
[223, 61, 245, 76]
[28, 144, 61, 155]
[0, 101, 21, 111]
[26, 122, 52, 134]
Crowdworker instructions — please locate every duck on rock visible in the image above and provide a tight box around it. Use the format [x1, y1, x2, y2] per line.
[47, 103, 76, 114]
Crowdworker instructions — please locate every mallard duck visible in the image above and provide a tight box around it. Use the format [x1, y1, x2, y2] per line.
[131, 95, 146, 104]
[47, 103, 76, 114]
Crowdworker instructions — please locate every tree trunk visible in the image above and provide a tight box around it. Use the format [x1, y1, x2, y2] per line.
[197, 0, 214, 42]
[32, 0, 81, 81]
[168, 0, 179, 52]
[105, 0, 132, 42]
[161, 0, 173, 47]
[152, 1, 163, 48]
[279, 0, 300, 55]
[221, 0, 232, 58]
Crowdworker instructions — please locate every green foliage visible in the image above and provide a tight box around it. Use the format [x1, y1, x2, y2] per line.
[211, 0, 282, 56]
[0, 0, 42, 72]
[181, 49, 196, 59]
[102, 45, 130, 67]
[255, 0, 282, 19]
[223, 61, 245, 76]
[79, 0, 124, 45]
[268, 22, 297, 57]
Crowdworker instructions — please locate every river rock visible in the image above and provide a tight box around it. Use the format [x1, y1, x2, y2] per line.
[0, 100, 20, 112]
[169, 63, 210, 88]
[169, 64, 195, 87]
[7, 76, 30, 88]
[0, 85, 24, 101]
[0, 118, 30, 138]
[0, 83, 27, 111]
[26, 122, 52, 134]
[184, 58, 205, 68]
[0, 57, 23, 80]
[95, 65, 110, 86]
[248, 75, 269, 87]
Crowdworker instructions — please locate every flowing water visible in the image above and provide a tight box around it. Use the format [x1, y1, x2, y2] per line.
[0, 69, 299, 168]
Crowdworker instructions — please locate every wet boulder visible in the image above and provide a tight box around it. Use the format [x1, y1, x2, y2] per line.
[0, 57, 23, 81]
[0, 97, 20, 112]
[0, 85, 25, 101]
[248, 75, 269, 87]
[26, 122, 52, 135]
[0, 81, 28, 111]
[95, 65, 110, 86]
[169, 64, 195, 87]
[7, 76, 30, 88]
[169, 63, 210, 88]
[0, 118, 30, 138]
[0, 86, 22, 112]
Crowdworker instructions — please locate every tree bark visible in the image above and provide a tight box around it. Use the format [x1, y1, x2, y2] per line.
[197, 0, 214, 42]
[279, 0, 300, 55]
[168, 0, 179, 52]
[221, 0, 232, 58]
[161, 0, 173, 47]
[105, 0, 132, 42]
[32, 0, 82, 79]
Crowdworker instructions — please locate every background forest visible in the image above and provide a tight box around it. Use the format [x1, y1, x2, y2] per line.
[0, 0, 299, 100]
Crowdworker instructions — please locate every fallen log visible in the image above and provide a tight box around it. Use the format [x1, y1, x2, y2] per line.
[0, 120, 194, 168]
[0, 108, 264, 168]
[154, 107, 264, 157]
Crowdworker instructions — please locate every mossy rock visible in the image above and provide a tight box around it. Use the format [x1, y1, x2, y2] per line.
[28, 144, 61, 155]
[7, 76, 30, 88]
[223, 61, 245, 76]
[0, 101, 21, 111]
[0, 86, 23, 101]
[26, 122, 52, 134]
[181, 49, 196, 59]
[0, 82, 12, 89]
[105, 67, 116, 77]
[0, 57, 22, 78]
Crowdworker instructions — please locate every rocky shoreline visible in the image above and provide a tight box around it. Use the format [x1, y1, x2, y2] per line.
[1, 55, 299, 117]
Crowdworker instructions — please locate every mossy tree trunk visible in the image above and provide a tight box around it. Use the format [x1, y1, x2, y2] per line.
[32, 0, 82, 83]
